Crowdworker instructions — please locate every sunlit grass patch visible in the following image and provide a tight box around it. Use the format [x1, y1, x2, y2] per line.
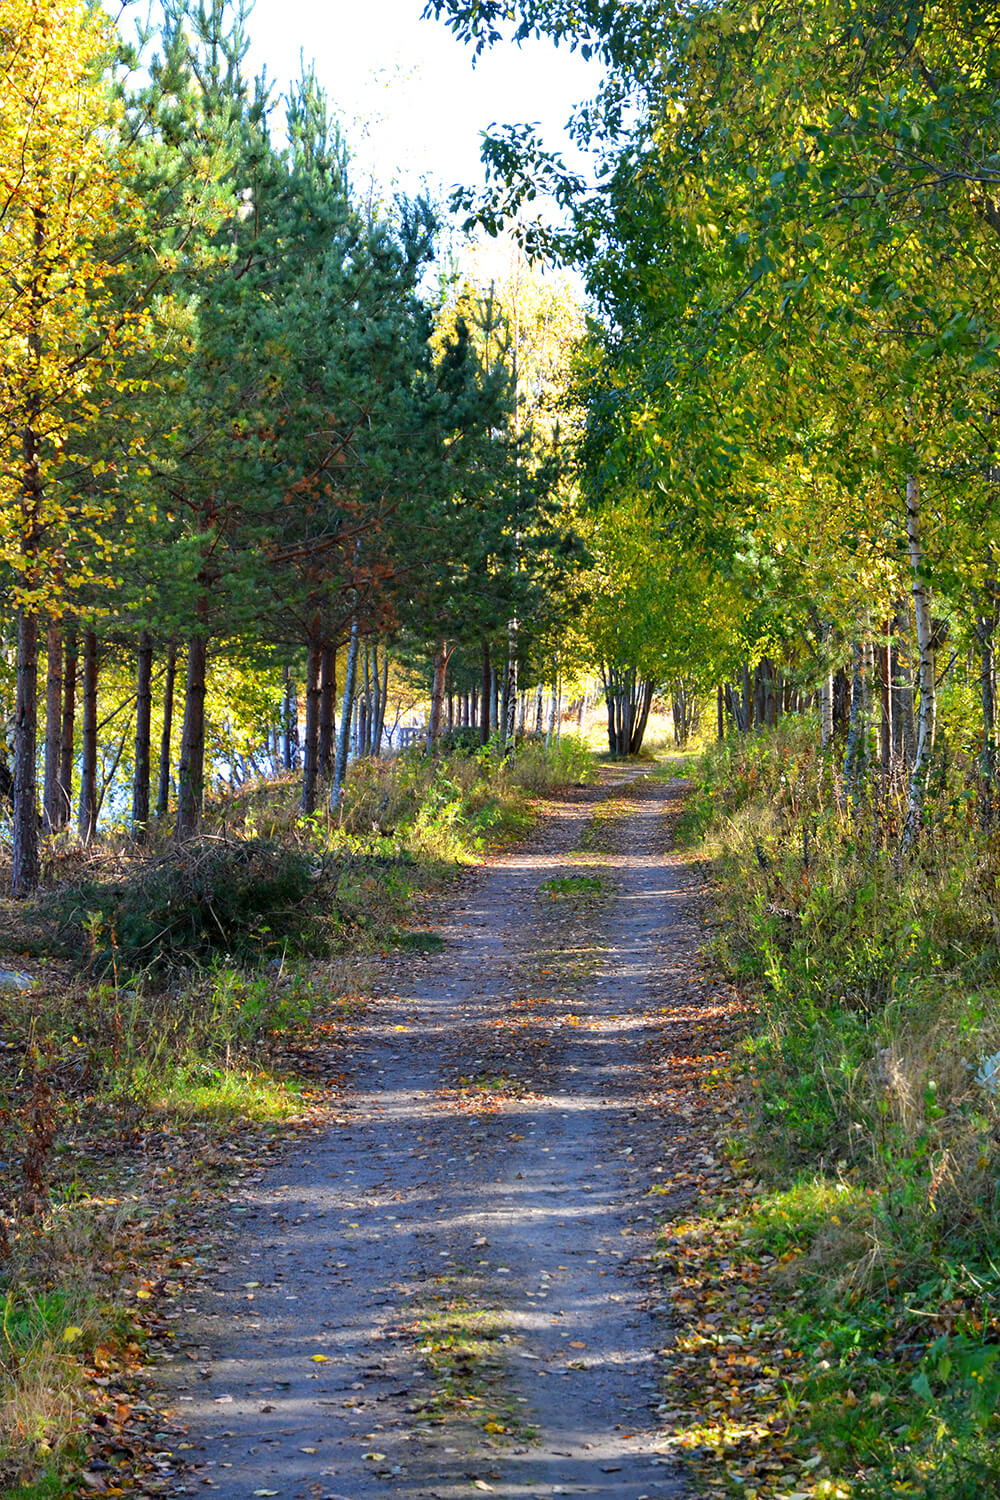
[540, 873, 605, 897]
[414, 1289, 522, 1438]
[143, 1061, 307, 1122]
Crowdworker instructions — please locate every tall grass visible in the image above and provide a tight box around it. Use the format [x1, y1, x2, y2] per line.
[687, 723, 1000, 1494]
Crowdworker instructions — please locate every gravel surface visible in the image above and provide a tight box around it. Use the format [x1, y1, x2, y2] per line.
[159, 768, 699, 1500]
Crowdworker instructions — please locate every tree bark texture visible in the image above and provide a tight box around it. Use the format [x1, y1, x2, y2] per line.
[78, 629, 99, 845]
[843, 635, 871, 805]
[57, 625, 77, 832]
[601, 664, 654, 756]
[480, 640, 492, 746]
[42, 620, 62, 835]
[176, 634, 207, 839]
[318, 643, 336, 777]
[978, 565, 1000, 822]
[426, 640, 451, 749]
[132, 631, 153, 841]
[156, 644, 176, 819]
[903, 475, 937, 848]
[331, 617, 360, 807]
[283, 666, 299, 772]
[12, 609, 40, 896]
[301, 637, 322, 815]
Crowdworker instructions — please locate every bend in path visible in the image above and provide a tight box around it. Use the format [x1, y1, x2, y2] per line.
[158, 768, 699, 1500]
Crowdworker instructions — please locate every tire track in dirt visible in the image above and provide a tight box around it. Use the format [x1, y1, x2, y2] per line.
[158, 769, 698, 1500]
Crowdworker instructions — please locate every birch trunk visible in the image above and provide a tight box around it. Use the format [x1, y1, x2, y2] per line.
[902, 474, 936, 848]
[879, 619, 893, 789]
[331, 617, 359, 807]
[57, 625, 78, 832]
[78, 629, 99, 844]
[42, 620, 62, 835]
[132, 631, 153, 842]
[375, 650, 389, 755]
[820, 673, 834, 750]
[843, 635, 870, 805]
[426, 640, 451, 749]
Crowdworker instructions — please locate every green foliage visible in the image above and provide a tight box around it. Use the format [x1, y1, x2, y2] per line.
[691, 725, 1000, 1493]
[505, 732, 594, 789]
[47, 839, 331, 973]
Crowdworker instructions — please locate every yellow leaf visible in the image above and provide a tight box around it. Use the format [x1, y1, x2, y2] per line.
[310, 1353, 329, 1363]
[63, 1325, 84, 1342]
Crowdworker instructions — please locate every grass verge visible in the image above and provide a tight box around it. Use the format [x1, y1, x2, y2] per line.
[658, 724, 1000, 1499]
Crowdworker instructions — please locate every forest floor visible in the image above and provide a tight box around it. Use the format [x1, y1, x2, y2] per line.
[136, 762, 743, 1500]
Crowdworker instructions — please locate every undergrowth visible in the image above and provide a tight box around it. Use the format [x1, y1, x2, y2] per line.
[677, 723, 1000, 1498]
[0, 735, 593, 1491]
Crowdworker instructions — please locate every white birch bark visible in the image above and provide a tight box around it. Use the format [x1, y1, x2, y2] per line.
[902, 474, 936, 848]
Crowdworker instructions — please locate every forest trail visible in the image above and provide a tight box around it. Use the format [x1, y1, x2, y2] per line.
[159, 767, 705, 1500]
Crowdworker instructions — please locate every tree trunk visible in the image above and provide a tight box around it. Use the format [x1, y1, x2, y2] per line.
[501, 619, 518, 748]
[375, 649, 389, 754]
[480, 640, 491, 746]
[156, 643, 177, 819]
[176, 634, 207, 839]
[820, 676, 834, 749]
[57, 625, 77, 831]
[301, 637, 322, 815]
[78, 629, 99, 845]
[331, 616, 359, 807]
[741, 660, 752, 731]
[42, 619, 62, 835]
[977, 562, 999, 822]
[902, 475, 936, 848]
[12, 209, 45, 896]
[879, 618, 893, 789]
[426, 640, 451, 749]
[318, 643, 336, 777]
[11, 609, 40, 896]
[630, 679, 654, 754]
[832, 667, 851, 739]
[283, 666, 299, 771]
[132, 630, 153, 842]
[843, 635, 870, 805]
[892, 599, 917, 771]
[547, 657, 561, 746]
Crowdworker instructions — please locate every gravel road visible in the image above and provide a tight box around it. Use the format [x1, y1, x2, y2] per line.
[159, 768, 698, 1500]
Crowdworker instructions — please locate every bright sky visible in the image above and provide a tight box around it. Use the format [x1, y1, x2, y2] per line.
[242, 0, 603, 206]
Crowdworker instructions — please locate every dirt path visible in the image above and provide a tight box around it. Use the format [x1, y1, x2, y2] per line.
[158, 769, 702, 1500]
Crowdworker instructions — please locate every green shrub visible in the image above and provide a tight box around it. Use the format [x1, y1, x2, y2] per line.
[46, 837, 332, 973]
[689, 723, 1000, 1494]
